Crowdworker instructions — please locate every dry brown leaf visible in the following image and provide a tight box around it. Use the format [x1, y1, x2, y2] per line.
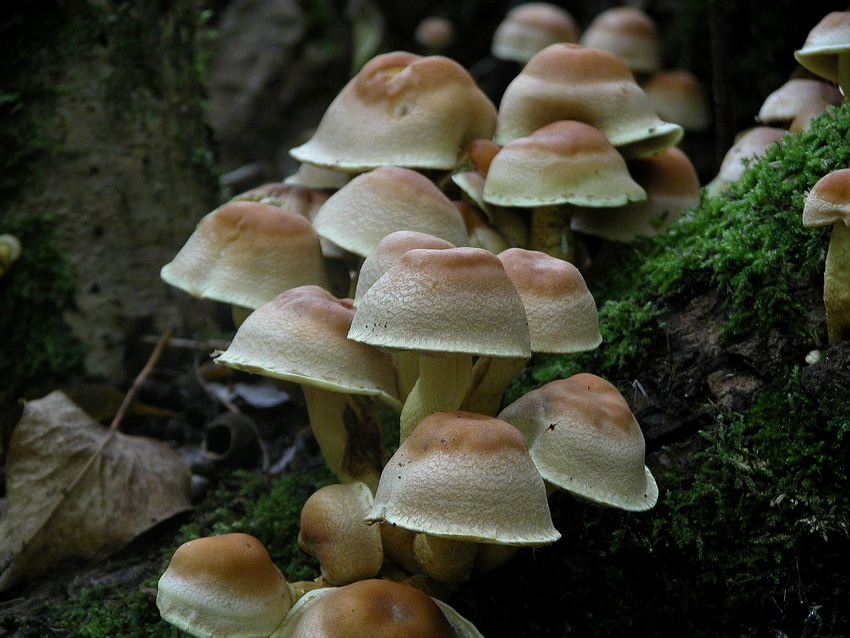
[0, 390, 192, 591]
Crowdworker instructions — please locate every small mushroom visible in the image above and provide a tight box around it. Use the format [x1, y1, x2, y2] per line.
[794, 11, 850, 99]
[491, 3, 580, 64]
[580, 6, 662, 77]
[0, 234, 22, 277]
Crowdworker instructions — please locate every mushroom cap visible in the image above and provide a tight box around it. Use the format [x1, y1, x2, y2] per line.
[757, 78, 842, 124]
[579, 7, 662, 74]
[289, 51, 497, 171]
[414, 16, 455, 52]
[705, 126, 787, 196]
[498, 374, 658, 512]
[354, 230, 456, 305]
[160, 201, 329, 309]
[794, 11, 850, 83]
[642, 70, 712, 132]
[803, 168, 850, 228]
[230, 182, 329, 218]
[311, 166, 469, 258]
[491, 2, 580, 63]
[157, 533, 292, 638]
[284, 162, 352, 190]
[297, 482, 383, 586]
[498, 248, 601, 352]
[272, 579, 482, 638]
[494, 44, 682, 157]
[483, 120, 647, 208]
[571, 147, 701, 241]
[366, 411, 560, 545]
[215, 285, 400, 409]
[451, 139, 502, 213]
[348, 247, 531, 357]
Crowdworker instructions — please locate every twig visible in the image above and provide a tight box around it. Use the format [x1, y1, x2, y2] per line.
[139, 334, 230, 351]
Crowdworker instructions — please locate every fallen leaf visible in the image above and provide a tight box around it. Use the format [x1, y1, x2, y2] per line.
[0, 390, 192, 591]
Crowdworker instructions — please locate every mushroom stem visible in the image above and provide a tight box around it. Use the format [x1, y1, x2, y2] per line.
[839, 53, 850, 102]
[460, 356, 528, 416]
[393, 351, 420, 402]
[231, 304, 253, 327]
[412, 533, 478, 583]
[301, 385, 385, 492]
[824, 221, 850, 344]
[529, 205, 575, 262]
[399, 352, 473, 443]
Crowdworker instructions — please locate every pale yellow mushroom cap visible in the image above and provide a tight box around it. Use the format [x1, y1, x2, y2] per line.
[271, 579, 482, 638]
[498, 248, 601, 352]
[349, 247, 531, 357]
[794, 11, 850, 84]
[160, 201, 329, 310]
[311, 166, 469, 258]
[366, 410, 560, 545]
[757, 78, 842, 125]
[642, 70, 712, 132]
[494, 44, 682, 157]
[484, 120, 646, 208]
[157, 533, 292, 638]
[290, 51, 497, 171]
[803, 168, 850, 228]
[297, 482, 383, 586]
[580, 7, 662, 74]
[215, 285, 400, 409]
[498, 374, 658, 512]
[491, 2, 580, 63]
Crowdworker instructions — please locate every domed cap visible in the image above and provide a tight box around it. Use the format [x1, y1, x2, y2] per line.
[491, 3, 580, 63]
[484, 120, 646, 208]
[157, 533, 292, 638]
[498, 248, 601, 352]
[297, 482, 383, 586]
[366, 411, 560, 545]
[580, 7, 662, 74]
[160, 201, 329, 309]
[498, 374, 658, 511]
[757, 78, 842, 125]
[290, 51, 497, 171]
[803, 168, 850, 228]
[494, 44, 682, 157]
[794, 12, 850, 84]
[272, 579, 483, 638]
[215, 286, 400, 408]
[311, 166, 469, 258]
[705, 127, 787, 196]
[349, 247, 531, 357]
[642, 70, 712, 132]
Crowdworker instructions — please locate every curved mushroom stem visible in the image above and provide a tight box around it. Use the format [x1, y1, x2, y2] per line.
[393, 351, 420, 402]
[824, 221, 850, 344]
[460, 356, 529, 416]
[301, 385, 386, 492]
[399, 352, 473, 443]
[529, 205, 575, 262]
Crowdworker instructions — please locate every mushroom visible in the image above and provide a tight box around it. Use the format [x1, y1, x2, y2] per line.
[297, 482, 383, 586]
[0, 234, 22, 277]
[157, 533, 293, 638]
[704, 127, 787, 197]
[802, 168, 850, 344]
[794, 11, 850, 99]
[498, 374, 659, 511]
[414, 16, 455, 55]
[491, 3, 580, 64]
[579, 6, 662, 77]
[642, 70, 712, 133]
[214, 286, 401, 491]
[756, 78, 842, 127]
[348, 247, 530, 442]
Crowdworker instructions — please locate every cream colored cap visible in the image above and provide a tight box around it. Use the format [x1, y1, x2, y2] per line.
[498, 248, 601, 352]
[571, 147, 701, 241]
[757, 78, 842, 124]
[215, 285, 400, 408]
[705, 127, 787, 196]
[484, 120, 646, 208]
[349, 247, 531, 357]
[794, 12, 850, 83]
[494, 44, 682, 157]
[580, 7, 661, 74]
[803, 168, 850, 228]
[491, 3, 580, 63]
[311, 166, 469, 258]
[297, 482, 383, 586]
[160, 201, 330, 310]
[354, 230, 456, 305]
[366, 411, 560, 545]
[290, 51, 497, 171]
[642, 70, 712, 132]
[272, 579, 483, 638]
[157, 533, 292, 638]
[498, 374, 658, 511]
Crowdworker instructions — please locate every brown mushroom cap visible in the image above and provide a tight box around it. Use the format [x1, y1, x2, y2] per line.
[366, 410, 560, 545]
[494, 44, 682, 157]
[794, 11, 850, 84]
[157, 533, 292, 638]
[803, 168, 850, 228]
[757, 78, 842, 125]
[311, 166, 469, 258]
[642, 70, 712, 132]
[491, 2, 580, 63]
[160, 201, 329, 310]
[579, 7, 662, 75]
[705, 126, 787, 196]
[498, 374, 658, 511]
[290, 51, 497, 171]
[483, 120, 646, 208]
